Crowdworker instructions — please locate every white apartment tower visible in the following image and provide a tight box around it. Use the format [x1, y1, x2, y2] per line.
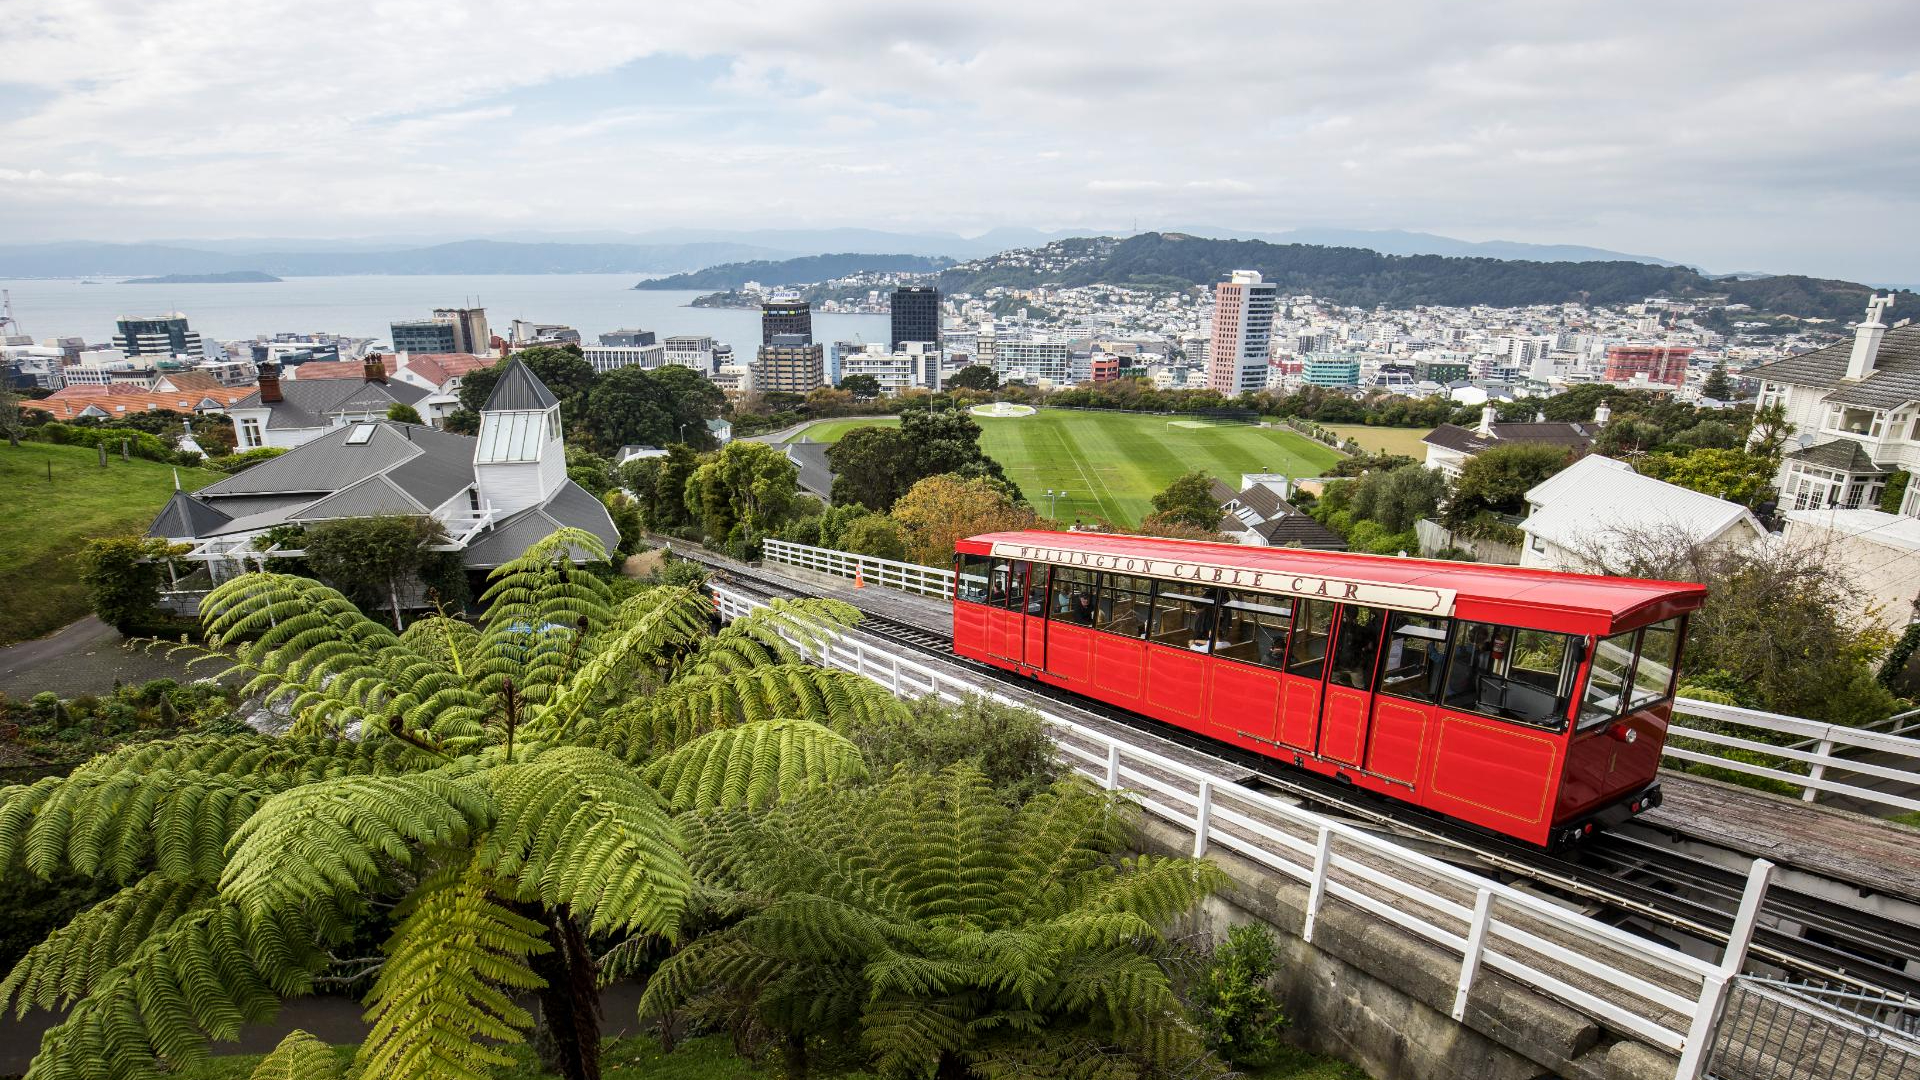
[1208, 270, 1278, 395]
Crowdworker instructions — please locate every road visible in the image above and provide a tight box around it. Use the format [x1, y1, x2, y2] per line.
[0, 616, 205, 699]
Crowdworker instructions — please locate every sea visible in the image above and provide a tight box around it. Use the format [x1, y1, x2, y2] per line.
[0, 273, 892, 352]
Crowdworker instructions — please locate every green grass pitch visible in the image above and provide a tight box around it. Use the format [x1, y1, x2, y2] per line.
[798, 409, 1345, 526]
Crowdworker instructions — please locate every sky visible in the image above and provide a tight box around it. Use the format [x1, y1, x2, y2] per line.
[2, 1, 1917, 281]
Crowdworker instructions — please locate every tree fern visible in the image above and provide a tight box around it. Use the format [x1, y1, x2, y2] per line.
[646, 719, 868, 813]
[247, 1030, 342, 1080]
[592, 665, 905, 763]
[0, 875, 215, 1014]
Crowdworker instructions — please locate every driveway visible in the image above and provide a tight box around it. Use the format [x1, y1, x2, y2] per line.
[0, 617, 209, 700]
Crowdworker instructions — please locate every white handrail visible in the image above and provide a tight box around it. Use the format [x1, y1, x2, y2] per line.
[713, 583, 1748, 1074]
[759, 537, 1920, 814]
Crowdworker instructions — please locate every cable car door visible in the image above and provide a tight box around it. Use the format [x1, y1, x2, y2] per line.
[987, 560, 1029, 665]
[1319, 605, 1386, 767]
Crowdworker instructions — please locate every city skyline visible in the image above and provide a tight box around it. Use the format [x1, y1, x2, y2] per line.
[2, 2, 1916, 282]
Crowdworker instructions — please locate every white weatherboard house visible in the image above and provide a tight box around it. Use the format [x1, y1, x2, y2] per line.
[1780, 508, 1920, 628]
[1517, 455, 1766, 573]
[149, 360, 615, 580]
[1746, 294, 1920, 516]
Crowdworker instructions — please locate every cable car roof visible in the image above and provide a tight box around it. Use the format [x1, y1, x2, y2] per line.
[960, 531, 1706, 636]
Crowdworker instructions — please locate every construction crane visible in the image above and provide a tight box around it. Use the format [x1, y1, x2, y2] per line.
[0, 290, 20, 339]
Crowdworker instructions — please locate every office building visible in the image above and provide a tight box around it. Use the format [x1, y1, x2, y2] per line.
[391, 319, 459, 354]
[1604, 345, 1693, 387]
[839, 342, 940, 395]
[761, 299, 812, 346]
[1414, 356, 1471, 384]
[114, 314, 203, 358]
[890, 286, 940, 352]
[432, 308, 491, 354]
[1208, 270, 1278, 394]
[598, 328, 656, 348]
[755, 334, 824, 394]
[1301, 352, 1362, 388]
[581, 344, 666, 374]
[507, 321, 580, 346]
[993, 337, 1071, 386]
[661, 335, 715, 373]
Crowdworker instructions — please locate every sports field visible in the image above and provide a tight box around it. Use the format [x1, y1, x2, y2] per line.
[1320, 423, 1432, 459]
[798, 410, 1344, 526]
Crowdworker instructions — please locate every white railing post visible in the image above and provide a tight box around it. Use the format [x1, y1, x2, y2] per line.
[1675, 858, 1773, 1080]
[1303, 826, 1333, 943]
[1192, 781, 1213, 858]
[1453, 888, 1494, 1020]
[1803, 739, 1832, 803]
[1104, 742, 1121, 790]
[889, 656, 902, 694]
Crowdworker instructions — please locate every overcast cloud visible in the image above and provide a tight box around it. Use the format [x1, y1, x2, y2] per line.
[1, 1, 1915, 279]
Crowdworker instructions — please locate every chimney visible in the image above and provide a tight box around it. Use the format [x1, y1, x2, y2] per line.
[1845, 294, 1894, 381]
[363, 354, 389, 383]
[258, 362, 283, 404]
[1477, 404, 1496, 435]
[1594, 402, 1611, 426]
[1534, 410, 1546, 423]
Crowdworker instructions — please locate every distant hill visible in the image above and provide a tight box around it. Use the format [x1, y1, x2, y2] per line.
[633, 253, 954, 291]
[122, 270, 282, 284]
[933, 233, 1917, 322]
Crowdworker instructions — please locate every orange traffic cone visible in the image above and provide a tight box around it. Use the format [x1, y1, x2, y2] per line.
[854, 566, 865, 588]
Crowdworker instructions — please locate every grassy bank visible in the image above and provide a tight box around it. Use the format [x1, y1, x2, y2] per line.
[0, 442, 223, 645]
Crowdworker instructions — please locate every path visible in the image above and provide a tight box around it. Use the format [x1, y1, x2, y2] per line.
[0, 617, 205, 699]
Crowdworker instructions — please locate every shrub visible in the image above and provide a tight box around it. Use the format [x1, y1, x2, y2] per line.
[649, 558, 710, 590]
[74, 535, 185, 634]
[841, 694, 1058, 805]
[1189, 924, 1289, 1067]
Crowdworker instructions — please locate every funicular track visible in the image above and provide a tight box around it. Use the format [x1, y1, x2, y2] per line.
[679, 549, 1920, 1005]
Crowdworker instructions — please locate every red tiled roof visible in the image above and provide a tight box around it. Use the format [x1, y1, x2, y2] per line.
[23, 385, 254, 420]
[289, 355, 400, 381]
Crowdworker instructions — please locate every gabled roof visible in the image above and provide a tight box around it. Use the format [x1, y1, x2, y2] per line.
[1254, 513, 1347, 550]
[1421, 420, 1592, 456]
[1746, 323, 1920, 410]
[292, 473, 429, 521]
[1521, 455, 1763, 555]
[147, 491, 232, 539]
[1786, 438, 1891, 475]
[1421, 423, 1496, 455]
[483, 360, 560, 411]
[462, 482, 617, 567]
[779, 441, 835, 499]
[228, 375, 428, 429]
[24, 385, 253, 420]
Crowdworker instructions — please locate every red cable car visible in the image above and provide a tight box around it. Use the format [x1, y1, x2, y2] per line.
[951, 531, 1707, 847]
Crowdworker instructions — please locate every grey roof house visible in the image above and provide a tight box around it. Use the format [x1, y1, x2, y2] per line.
[1209, 477, 1346, 550]
[225, 357, 433, 452]
[150, 360, 617, 582]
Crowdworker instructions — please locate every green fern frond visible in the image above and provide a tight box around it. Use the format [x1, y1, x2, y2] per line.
[645, 719, 867, 813]
[526, 586, 714, 743]
[1, 769, 279, 883]
[593, 665, 907, 763]
[246, 1030, 342, 1080]
[480, 746, 690, 938]
[0, 876, 216, 1015]
[676, 597, 863, 678]
[354, 858, 548, 1080]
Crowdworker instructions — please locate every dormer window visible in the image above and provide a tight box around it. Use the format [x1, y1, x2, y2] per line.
[1825, 404, 1882, 438]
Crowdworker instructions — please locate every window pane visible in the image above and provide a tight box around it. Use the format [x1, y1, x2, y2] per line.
[1213, 591, 1294, 669]
[955, 554, 993, 603]
[1378, 612, 1449, 703]
[1443, 621, 1574, 729]
[1328, 605, 1386, 690]
[1628, 620, 1680, 710]
[1095, 574, 1151, 637]
[1149, 585, 1218, 647]
[1050, 566, 1098, 625]
[1581, 630, 1637, 726]
[1286, 599, 1334, 678]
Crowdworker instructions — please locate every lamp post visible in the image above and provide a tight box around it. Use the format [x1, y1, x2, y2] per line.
[1046, 489, 1069, 520]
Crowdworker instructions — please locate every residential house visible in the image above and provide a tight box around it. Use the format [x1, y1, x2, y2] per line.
[1780, 508, 1920, 628]
[224, 358, 433, 450]
[23, 382, 255, 421]
[149, 359, 617, 584]
[1745, 296, 1920, 515]
[1517, 455, 1765, 572]
[1209, 477, 1346, 550]
[1421, 404, 1602, 478]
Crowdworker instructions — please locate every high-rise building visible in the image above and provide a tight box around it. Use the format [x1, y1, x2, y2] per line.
[1301, 353, 1361, 388]
[890, 286, 940, 352]
[431, 308, 490, 354]
[1208, 271, 1278, 394]
[839, 342, 940, 395]
[992, 337, 1071, 386]
[662, 335, 716, 373]
[581, 344, 666, 373]
[391, 319, 459, 354]
[755, 334, 824, 394]
[761, 299, 812, 346]
[113, 313, 203, 358]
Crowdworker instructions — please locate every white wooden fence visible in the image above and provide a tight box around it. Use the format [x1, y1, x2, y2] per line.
[714, 583, 1767, 1079]
[755, 539, 1920, 815]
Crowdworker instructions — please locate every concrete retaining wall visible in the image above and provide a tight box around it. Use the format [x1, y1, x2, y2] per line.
[1137, 815, 1676, 1080]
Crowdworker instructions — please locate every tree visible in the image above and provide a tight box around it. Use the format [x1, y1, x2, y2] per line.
[891, 474, 1041, 566]
[565, 450, 617, 497]
[0, 384, 23, 448]
[1136, 512, 1224, 540]
[641, 765, 1222, 1079]
[1347, 463, 1447, 532]
[1442, 444, 1572, 528]
[837, 373, 882, 399]
[649, 444, 702, 532]
[75, 536, 184, 634]
[827, 425, 916, 511]
[899, 406, 1008, 484]
[385, 402, 423, 425]
[1638, 448, 1777, 506]
[837, 513, 909, 561]
[1747, 402, 1796, 461]
[1702, 364, 1733, 402]
[684, 441, 799, 549]
[945, 363, 999, 391]
[0, 529, 888, 1080]
[457, 346, 595, 418]
[300, 514, 449, 631]
[603, 490, 644, 557]
[1149, 471, 1224, 531]
[585, 366, 724, 456]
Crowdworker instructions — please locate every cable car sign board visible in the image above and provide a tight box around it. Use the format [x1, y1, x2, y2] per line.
[990, 540, 1456, 615]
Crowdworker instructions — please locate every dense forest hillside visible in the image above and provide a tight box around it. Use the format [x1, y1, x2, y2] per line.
[933, 233, 1915, 322]
[634, 252, 952, 290]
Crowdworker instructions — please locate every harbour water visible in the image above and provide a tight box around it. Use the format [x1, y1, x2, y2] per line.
[0, 274, 891, 350]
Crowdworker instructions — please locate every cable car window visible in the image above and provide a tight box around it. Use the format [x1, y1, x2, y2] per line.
[1286, 599, 1334, 679]
[1049, 566, 1098, 625]
[1579, 630, 1638, 727]
[1442, 620, 1575, 730]
[955, 554, 993, 603]
[1149, 585, 1219, 648]
[1627, 619, 1681, 711]
[1212, 590, 1293, 669]
[993, 561, 1034, 613]
[1328, 606, 1387, 690]
[1378, 611, 1450, 704]
[1095, 574, 1152, 637]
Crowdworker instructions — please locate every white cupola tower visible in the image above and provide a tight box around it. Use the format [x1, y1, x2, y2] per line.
[473, 360, 566, 517]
